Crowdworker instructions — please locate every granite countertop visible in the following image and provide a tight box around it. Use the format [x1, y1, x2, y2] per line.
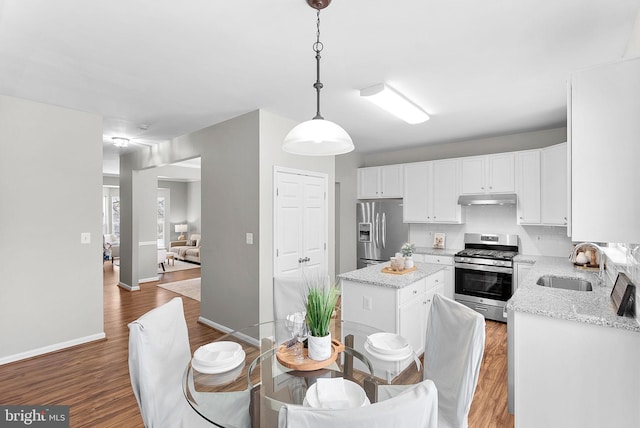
[507, 256, 640, 332]
[338, 262, 446, 289]
[414, 247, 461, 257]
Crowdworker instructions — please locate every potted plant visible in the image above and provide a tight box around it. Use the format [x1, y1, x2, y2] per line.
[401, 242, 416, 268]
[305, 284, 339, 361]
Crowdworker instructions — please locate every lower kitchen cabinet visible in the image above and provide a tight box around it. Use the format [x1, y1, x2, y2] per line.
[514, 261, 534, 289]
[512, 311, 640, 428]
[341, 269, 445, 356]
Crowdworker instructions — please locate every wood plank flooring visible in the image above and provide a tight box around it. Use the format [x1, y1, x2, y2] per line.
[0, 264, 514, 427]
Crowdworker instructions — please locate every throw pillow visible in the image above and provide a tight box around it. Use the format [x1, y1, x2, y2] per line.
[187, 240, 196, 246]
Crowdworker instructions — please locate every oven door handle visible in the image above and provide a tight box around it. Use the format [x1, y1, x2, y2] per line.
[455, 262, 513, 274]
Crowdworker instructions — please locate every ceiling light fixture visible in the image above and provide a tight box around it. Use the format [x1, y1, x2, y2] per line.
[112, 137, 130, 148]
[282, 0, 354, 156]
[360, 83, 430, 124]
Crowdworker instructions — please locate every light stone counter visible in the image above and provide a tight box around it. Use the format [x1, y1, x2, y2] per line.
[414, 247, 461, 257]
[337, 261, 445, 289]
[507, 256, 640, 332]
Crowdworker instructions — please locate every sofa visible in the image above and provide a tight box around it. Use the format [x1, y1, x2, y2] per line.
[169, 233, 201, 264]
[104, 234, 120, 263]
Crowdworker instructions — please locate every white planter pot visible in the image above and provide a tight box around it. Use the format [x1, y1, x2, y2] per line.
[308, 332, 332, 361]
[404, 258, 414, 269]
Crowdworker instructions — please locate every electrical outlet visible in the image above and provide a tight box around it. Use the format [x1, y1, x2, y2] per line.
[246, 233, 253, 245]
[363, 296, 373, 311]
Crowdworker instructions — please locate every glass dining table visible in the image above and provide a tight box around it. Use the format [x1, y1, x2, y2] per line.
[183, 318, 424, 428]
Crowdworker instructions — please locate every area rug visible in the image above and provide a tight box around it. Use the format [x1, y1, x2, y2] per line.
[157, 278, 201, 301]
[113, 259, 201, 274]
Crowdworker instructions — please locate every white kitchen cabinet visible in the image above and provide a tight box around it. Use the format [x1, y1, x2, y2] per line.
[403, 159, 461, 223]
[540, 143, 567, 226]
[570, 57, 640, 243]
[357, 165, 404, 199]
[341, 270, 444, 356]
[512, 311, 640, 428]
[402, 162, 432, 222]
[516, 143, 568, 227]
[514, 261, 533, 289]
[461, 153, 515, 194]
[422, 255, 454, 299]
[516, 150, 541, 225]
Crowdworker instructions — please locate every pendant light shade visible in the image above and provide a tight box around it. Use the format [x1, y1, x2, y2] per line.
[283, 1, 354, 156]
[283, 118, 354, 156]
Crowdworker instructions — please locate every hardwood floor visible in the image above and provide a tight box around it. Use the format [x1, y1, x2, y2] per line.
[0, 264, 514, 427]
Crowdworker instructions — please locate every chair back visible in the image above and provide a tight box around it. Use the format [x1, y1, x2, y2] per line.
[128, 297, 193, 427]
[273, 274, 307, 321]
[424, 294, 485, 428]
[278, 379, 438, 428]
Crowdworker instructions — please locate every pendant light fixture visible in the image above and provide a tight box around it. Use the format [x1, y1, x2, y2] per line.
[282, 0, 354, 156]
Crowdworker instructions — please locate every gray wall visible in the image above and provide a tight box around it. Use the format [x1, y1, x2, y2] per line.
[158, 180, 189, 241]
[187, 181, 201, 235]
[0, 95, 104, 363]
[364, 127, 567, 166]
[334, 151, 364, 274]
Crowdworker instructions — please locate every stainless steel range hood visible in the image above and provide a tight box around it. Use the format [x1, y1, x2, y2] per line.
[457, 193, 517, 206]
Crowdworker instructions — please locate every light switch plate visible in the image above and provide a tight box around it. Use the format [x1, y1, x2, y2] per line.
[81, 232, 91, 244]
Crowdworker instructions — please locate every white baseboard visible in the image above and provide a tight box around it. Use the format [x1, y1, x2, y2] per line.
[118, 282, 140, 291]
[198, 316, 259, 347]
[0, 332, 106, 366]
[138, 276, 159, 284]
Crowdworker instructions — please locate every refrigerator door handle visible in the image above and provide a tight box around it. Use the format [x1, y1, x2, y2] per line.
[374, 212, 379, 248]
[381, 212, 386, 248]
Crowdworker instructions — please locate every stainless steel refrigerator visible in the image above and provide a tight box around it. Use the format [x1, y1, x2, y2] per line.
[357, 199, 409, 269]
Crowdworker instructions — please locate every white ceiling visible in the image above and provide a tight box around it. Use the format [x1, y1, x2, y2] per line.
[1, 0, 638, 176]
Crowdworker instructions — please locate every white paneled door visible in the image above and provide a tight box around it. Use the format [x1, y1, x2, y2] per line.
[274, 168, 328, 277]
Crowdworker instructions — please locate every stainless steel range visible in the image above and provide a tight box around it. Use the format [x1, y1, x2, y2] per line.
[454, 233, 519, 322]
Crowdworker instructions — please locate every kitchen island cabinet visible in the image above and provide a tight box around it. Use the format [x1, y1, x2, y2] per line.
[338, 262, 445, 356]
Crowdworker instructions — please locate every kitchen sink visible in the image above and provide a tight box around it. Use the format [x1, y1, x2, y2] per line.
[536, 275, 593, 291]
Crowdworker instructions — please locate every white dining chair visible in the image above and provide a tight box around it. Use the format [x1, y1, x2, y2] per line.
[273, 274, 308, 321]
[127, 297, 214, 428]
[278, 378, 438, 428]
[379, 294, 485, 428]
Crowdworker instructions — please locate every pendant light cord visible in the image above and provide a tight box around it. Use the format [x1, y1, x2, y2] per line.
[313, 9, 324, 120]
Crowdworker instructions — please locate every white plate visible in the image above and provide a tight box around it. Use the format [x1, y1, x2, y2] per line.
[364, 341, 413, 362]
[192, 349, 245, 374]
[366, 333, 409, 355]
[305, 379, 367, 409]
[193, 341, 243, 368]
[193, 360, 245, 386]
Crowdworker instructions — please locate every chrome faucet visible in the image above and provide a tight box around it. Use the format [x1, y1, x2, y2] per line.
[571, 242, 605, 285]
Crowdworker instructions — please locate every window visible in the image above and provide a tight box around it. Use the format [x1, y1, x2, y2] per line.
[157, 196, 165, 248]
[112, 196, 120, 237]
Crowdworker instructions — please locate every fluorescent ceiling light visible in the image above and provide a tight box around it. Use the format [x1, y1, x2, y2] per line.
[360, 83, 429, 124]
[112, 137, 130, 148]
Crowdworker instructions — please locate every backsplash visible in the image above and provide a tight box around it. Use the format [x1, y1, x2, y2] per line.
[409, 205, 573, 256]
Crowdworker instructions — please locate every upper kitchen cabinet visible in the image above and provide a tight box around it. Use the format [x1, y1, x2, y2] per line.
[570, 57, 640, 243]
[357, 165, 403, 199]
[461, 153, 515, 194]
[540, 143, 567, 225]
[403, 159, 462, 223]
[516, 143, 567, 226]
[516, 150, 541, 224]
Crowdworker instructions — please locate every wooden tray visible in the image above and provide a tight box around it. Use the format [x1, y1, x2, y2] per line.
[276, 339, 345, 371]
[381, 266, 417, 275]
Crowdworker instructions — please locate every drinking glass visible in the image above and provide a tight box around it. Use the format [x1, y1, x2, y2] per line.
[295, 321, 308, 361]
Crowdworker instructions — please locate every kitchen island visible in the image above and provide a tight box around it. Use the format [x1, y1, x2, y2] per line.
[338, 262, 446, 357]
[507, 257, 640, 428]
